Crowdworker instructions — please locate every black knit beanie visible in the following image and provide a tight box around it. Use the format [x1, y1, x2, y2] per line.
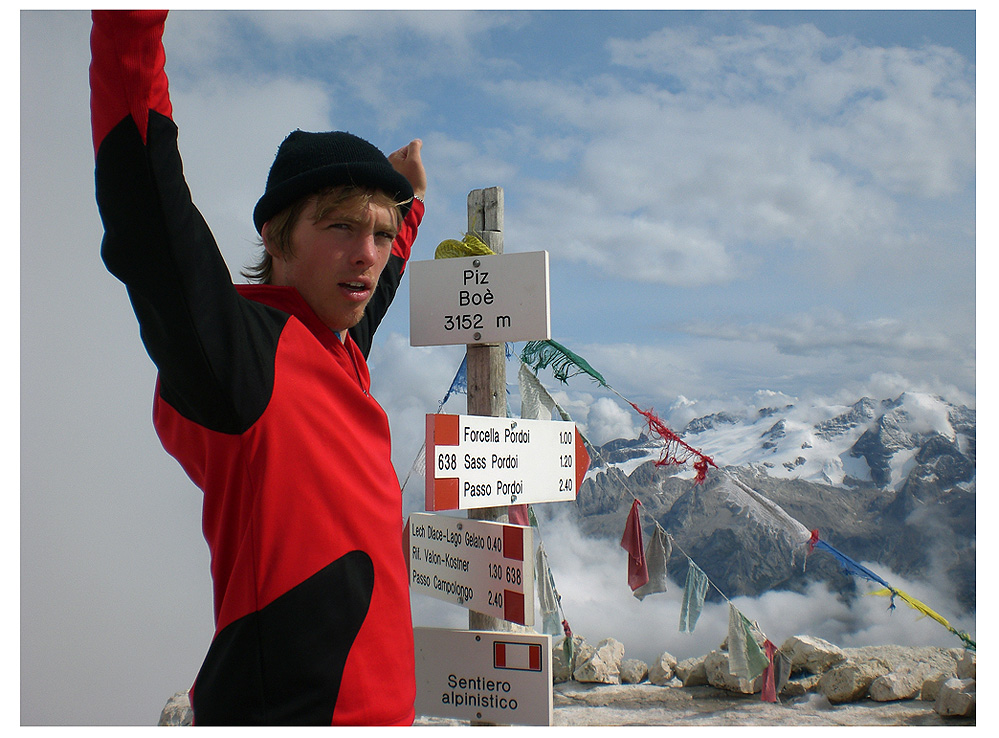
[253, 130, 414, 234]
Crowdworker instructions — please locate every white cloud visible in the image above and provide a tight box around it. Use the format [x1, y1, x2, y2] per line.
[530, 508, 973, 667]
[686, 309, 962, 359]
[167, 9, 521, 67]
[495, 18, 974, 287]
[250, 8, 522, 48]
[657, 308, 975, 402]
[852, 373, 975, 410]
[580, 397, 642, 446]
[897, 392, 958, 437]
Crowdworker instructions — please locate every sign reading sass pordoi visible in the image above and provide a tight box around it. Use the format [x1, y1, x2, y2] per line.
[425, 413, 589, 512]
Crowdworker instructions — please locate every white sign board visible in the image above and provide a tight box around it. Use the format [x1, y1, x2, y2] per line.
[414, 627, 552, 726]
[409, 251, 551, 346]
[407, 513, 535, 625]
[426, 414, 589, 512]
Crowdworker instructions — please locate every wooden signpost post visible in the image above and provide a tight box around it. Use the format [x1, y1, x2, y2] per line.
[463, 188, 513, 634]
[408, 187, 587, 725]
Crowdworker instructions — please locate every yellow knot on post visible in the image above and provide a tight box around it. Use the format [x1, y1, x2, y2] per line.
[435, 232, 495, 259]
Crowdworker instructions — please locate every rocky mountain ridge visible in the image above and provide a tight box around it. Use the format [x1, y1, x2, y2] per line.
[563, 392, 975, 612]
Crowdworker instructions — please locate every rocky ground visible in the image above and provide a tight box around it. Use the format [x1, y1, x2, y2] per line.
[159, 635, 976, 727]
[413, 681, 974, 727]
[162, 680, 975, 727]
[414, 634, 977, 728]
[549, 682, 973, 726]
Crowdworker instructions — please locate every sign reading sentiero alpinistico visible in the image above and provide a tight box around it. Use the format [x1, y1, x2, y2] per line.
[425, 414, 590, 512]
[414, 627, 553, 726]
[406, 513, 535, 626]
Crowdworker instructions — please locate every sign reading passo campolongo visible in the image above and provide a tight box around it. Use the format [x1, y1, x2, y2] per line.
[406, 513, 535, 625]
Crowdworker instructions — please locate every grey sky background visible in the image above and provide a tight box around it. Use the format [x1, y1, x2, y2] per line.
[20, 7, 979, 725]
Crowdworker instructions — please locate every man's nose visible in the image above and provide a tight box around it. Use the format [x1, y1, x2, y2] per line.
[353, 232, 378, 267]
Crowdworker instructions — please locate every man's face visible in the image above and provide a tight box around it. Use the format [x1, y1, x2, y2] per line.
[267, 197, 399, 333]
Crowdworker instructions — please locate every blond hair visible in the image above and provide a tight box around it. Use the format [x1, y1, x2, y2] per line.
[243, 185, 405, 284]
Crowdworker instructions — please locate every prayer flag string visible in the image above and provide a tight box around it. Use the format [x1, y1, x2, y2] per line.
[810, 535, 975, 650]
[810, 539, 894, 590]
[868, 588, 976, 651]
[627, 402, 717, 483]
[620, 499, 649, 591]
[520, 339, 716, 483]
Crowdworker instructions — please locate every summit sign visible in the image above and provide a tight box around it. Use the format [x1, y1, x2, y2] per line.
[409, 251, 551, 346]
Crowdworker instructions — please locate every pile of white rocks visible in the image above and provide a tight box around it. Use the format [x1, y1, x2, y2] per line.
[159, 634, 975, 724]
[554, 633, 975, 719]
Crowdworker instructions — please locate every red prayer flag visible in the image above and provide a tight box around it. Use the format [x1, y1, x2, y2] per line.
[761, 639, 778, 703]
[628, 402, 716, 483]
[619, 499, 649, 590]
[508, 504, 529, 526]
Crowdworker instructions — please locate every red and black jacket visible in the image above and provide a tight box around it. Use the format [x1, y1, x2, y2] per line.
[91, 10, 419, 725]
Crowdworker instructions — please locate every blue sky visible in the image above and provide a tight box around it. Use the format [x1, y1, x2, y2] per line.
[20, 8, 977, 725]
[159, 8, 976, 414]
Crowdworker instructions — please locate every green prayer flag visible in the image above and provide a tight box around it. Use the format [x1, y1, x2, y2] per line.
[520, 340, 607, 386]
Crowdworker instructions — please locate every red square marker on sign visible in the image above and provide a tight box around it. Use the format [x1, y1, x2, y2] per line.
[494, 640, 543, 672]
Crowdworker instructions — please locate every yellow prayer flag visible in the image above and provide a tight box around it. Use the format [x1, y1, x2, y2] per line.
[868, 587, 953, 630]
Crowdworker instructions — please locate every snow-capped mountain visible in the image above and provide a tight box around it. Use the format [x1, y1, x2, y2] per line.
[586, 392, 976, 493]
[564, 392, 975, 614]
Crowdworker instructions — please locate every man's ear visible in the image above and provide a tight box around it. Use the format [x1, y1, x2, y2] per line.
[261, 222, 281, 259]
[262, 223, 294, 271]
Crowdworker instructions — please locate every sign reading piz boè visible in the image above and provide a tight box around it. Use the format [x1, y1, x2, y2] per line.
[409, 251, 551, 346]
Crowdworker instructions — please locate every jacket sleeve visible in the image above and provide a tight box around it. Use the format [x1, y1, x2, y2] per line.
[349, 197, 424, 357]
[91, 10, 283, 434]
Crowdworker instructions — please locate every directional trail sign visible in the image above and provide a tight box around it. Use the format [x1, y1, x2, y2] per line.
[414, 627, 553, 726]
[426, 414, 589, 512]
[407, 513, 534, 625]
[409, 251, 551, 346]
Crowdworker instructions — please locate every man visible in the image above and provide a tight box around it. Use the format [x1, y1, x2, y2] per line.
[90, 10, 425, 725]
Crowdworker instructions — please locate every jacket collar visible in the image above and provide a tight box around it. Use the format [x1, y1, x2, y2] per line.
[236, 284, 347, 352]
